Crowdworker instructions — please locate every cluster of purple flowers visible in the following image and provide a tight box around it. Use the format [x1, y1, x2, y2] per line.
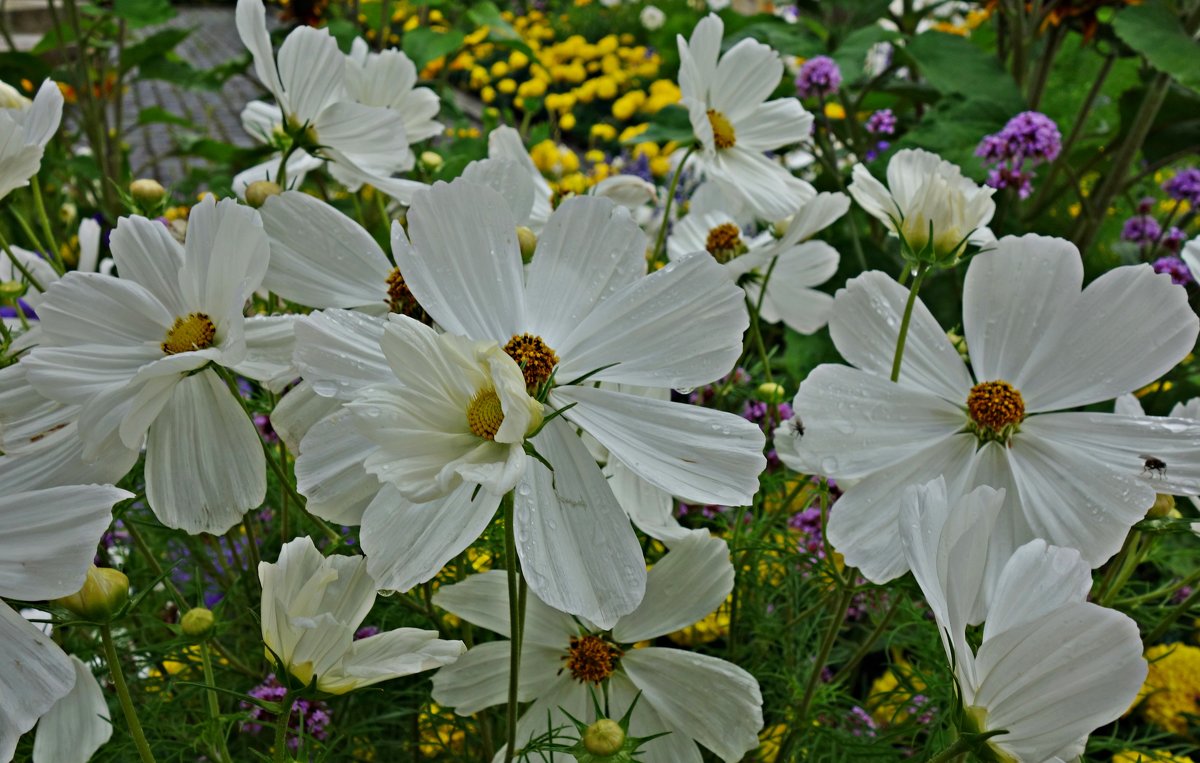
[242, 674, 332, 752]
[863, 109, 895, 162]
[795, 56, 842, 99]
[1163, 168, 1200, 205]
[1123, 195, 1191, 281]
[975, 111, 1062, 199]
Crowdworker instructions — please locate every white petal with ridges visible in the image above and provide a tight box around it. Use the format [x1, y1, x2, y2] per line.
[32, 656, 111, 763]
[614, 532, 733, 643]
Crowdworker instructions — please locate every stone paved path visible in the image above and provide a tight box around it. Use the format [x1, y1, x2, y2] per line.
[122, 5, 272, 184]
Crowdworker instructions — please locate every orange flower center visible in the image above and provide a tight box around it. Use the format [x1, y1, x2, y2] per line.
[504, 333, 558, 393]
[162, 313, 216, 355]
[707, 109, 736, 149]
[563, 635, 622, 684]
[967, 380, 1025, 444]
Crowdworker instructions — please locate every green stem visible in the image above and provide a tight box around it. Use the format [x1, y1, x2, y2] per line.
[273, 690, 295, 762]
[275, 143, 299, 190]
[890, 265, 929, 383]
[0, 229, 46, 292]
[651, 145, 696, 261]
[123, 518, 187, 607]
[101, 624, 157, 763]
[201, 642, 233, 763]
[502, 492, 525, 763]
[30, 176, 64, 274]
[1147, 579, 1200, 644]
[926, 737, 975, 763]
[1098, 531, 1145, 607]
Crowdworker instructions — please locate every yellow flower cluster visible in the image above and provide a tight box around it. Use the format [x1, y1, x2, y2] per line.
[668, 597, 731, 647]
[1114, 753, 1197, 763]
[418, 702, 471, 757]
[867, 659, 928, 727]
[1133, 643, 1200, 736]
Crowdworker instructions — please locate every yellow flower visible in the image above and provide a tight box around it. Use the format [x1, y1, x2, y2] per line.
[517, 79, 546, 99]
[590, 123, 616, 142]
[529, 140, 561, 173]
[1114, 753, 1196, 763]
[497, 78, 517, 95]
[584, 148, 607, 164]
[868, 660, 929, 726]
[509, 50, 529, 69]
[594, 76, 618, 100]
[619, 123, 648, 143]
[558, 172, 588, 195]
[824, 102, 846, 120]
[481, 86, 496, 103]
[1134, 643, 1200, 735]
[559, 112, 577, 131]
[649, 155, 670, 177]
[668, 597, 731, 646]
[757, 724, 788, 763]
[490, 60, 509, 78]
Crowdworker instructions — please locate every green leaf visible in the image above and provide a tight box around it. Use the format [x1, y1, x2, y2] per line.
[120, 27, 190, 74]
[137, 54, 249, 92]
[903, 31, 1023, 112]
[0, 52, 51, 85]
[112, 0, 175, 28]
[893, 96, 1013, 177]
[136, 106, 193, 128]
[402, 28, 465, 71]
[832, 24, 899, 84]
[726, 19, 824, 58]
[467, 1, 533, 57]
[624, 104, 694, 145]
[1112, 0, 1200, 93]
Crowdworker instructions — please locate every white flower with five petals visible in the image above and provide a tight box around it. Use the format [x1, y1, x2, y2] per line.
[0, 79, 62, 201]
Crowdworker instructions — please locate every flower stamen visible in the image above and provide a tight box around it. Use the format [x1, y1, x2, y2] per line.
[562, 635, 622, 684]
[707, 109, 736, 149]
[504, 333, 558, 393]
[705, 222, 747, 263]
[966, 380, 1025, 445]
[466, 389, 505, 440]
[162, 312, 216, 355]
[385, 267, 429, 323]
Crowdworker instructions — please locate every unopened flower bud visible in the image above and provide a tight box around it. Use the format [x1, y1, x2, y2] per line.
[0, 280, 27, 300]
[1147, 493, 1175, 519]
[420, 151, 444, 171]
[181, 607, 215, 639]
[517, 226, 538, 263]
[245, 180, 283, 209]
[55, 566, 129, 622]
[129, 178, 166, 207]
[582, 719, 625, 756]
[757, 382, 786, 404]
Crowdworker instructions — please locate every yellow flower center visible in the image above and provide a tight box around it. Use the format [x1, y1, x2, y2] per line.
[707, 109, 736, 149]
[162, 312, 216, 355]
[563, 635, 622, 684]
[503, 333, 559, 393]
[466, 389, 505, 440]
[966, 380, 1025, 444]
[705, 222, 747, 264]
[385, 267, 429, 323]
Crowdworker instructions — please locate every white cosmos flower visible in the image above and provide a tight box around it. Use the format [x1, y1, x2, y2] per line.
[431, 532, 763, 763]
[30, 655, 112, 763]
[848, 148, 995, 261]
[347, 315, 543, 501]
[260, 536, 465, 694]
[235, 0, 423, 202]
[344, 38, 443, 163]
[0, 456, 130, 760]
[482, 126, 553, 232]
[668, 192, 848, 334]
[677, 14, 815, 221]
[775, 234, 1200, 590]
[0, 79, 62, 201]
[899, 479, 1146, 762]
[19, 196, 275, 534]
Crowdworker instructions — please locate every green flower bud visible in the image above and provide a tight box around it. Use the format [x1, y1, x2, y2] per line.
[1147, 493, 1175, 519]
[757, 382, 787, 404]
[582, 719, 625, 756]
[181, 607, 216, 639]
[420, 151, 444, 171]
[517, 226, 538, 263]
[245, 180, 283, 209]
[0, 280, 28, 300]
[129, 178, 166, 207]
[55, 566, 129, 622]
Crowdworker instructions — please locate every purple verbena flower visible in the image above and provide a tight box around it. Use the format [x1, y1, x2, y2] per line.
[865, 109, 896, 136]
[1163, 168, 1200, 205]
[795, 56, 842, 99]
[242, 674, 332, 751]
[976, 111, 1062, 199]
[1121, 215, 1162, 247]
[1152, 256, 1193, 286]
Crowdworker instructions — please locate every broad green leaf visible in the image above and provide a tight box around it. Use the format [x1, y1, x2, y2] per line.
[120, 28, 190, 74]
[402, 28, 466, 71]
[112, 0, 175, 28]
[1112, 0, 1200, 93]
[623, 104, 694, 145]
[136, 106, 192, 128]
[903, 31, 1023, 112]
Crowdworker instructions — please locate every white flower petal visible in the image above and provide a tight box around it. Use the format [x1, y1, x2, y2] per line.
[399, 178, 525, 342]
[235, 314, 298, 392]
[1019, 263, 1198, 411]
[984, 540, 1091, 644]
[276, 26, 345, 121]
[524, 197, 647, 350]
[776, 192, 850, 247]
[431, 641, 565, 717]
[431, 569, 578, 647]
[486, 126, 553, 230]
[556, 253, 747, 388]
[320, 628, 465, 694]
[36, 271, 170, 349]
[32, 655, 112, 763]
[605, 458, 690, 542]
[514, 418, 646, 629]
[109, 215, 187, 315]
[622, 648, 763, 762]
[608, 673, 704, 763]
[260, 191, 392, 309]
[362, 483, 502, 594]
[0, 483, 129, 600]
[461, 157, 536, 228]
[555, 385, 764, 506]
[709, 148, 814, 221]
[0, 111, 43, 200]
[236, 0, 286, 108]
[293, 309, 391, 400]
[962, 235, 1082, 389]
[295, 409, 381, 524]
[710, 39, 782, 122]
[677, 14, 722, 104]
[19, 79, 64, 149]
[829, 270, 973, 399]
[145, 369, 266, 534]
[270, 381, 341, 453]
[314, 102, 409, 175]
[759, 242, 839, 334]
[614, 532, 733, 643]
[734, 98, 811, 152]
[0, 603, 75, 762]
[179, 196, 269, 330]
[1114, 392, 1145, 417]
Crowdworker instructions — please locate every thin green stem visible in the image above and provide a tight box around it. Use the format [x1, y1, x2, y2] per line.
[101, 624, 157, 763]
[273, 690, 295, 762]
[123, 518, 187, 607]
[0, 229, 46, 292]
[926, 737, 975, 763]
[890, 265, 929, 383]
[651, 145, 696, 261]
[200, 642, 233, 763]
[502, 492, 525, 763]
[29, 176, 64, 274]
[833, 594, 902, 682]
[275, 143, 300, 190]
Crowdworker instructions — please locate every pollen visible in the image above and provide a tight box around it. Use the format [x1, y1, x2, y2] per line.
[705, 222, 746, 263]
[385, 267, 429, 323]
[504, 333, 559, 393]
[707, 109, 736, 149]
[162, 312, 217, 355]
[563, 635, 622, 684]
[966, 380, 1025, 444]
[466, 389, 505, 440]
